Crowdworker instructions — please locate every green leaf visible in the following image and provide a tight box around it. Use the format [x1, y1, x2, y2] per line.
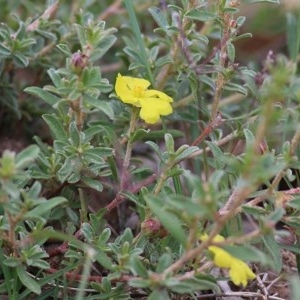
[165, 133, 175, 154]
[262, 234, 282, 272]
[145, 129, 183, 140]
[55, 44, 72, 57]
[47, 68, 62, 88]
[148, 7, 168, 30]
[146, 141, 164, 161]
[243, 128, 255, 151]
[148, 289, 170, 300]
[156, 253, 172, 273]
[24, 197, 67, 219]
[287, 12, 300, 62]
[129, 278, 150, 288]
[174, 145, 199, 163]
[90, 35, 117, 62]
[227, 42, 235, 62]
[124, 0, 153, 84]
[95, 250, 115, 270]
[236, 16, 246, 28]
[3, 257, 20, 267]
[0, 43, 11, 56]
[81, 222, 94, 242]
[223, 245, 269, 264]
[82, 67, 102, 87]
[17, 267, 41, 295]
[83, 93, 114, 119]
[242, 0, 279, 3]
[24, 87, 60, 106]
[130, 128, 149, 143]
[166, 276, 219, 293]
[130, 256, 148, 278]
[231, 32, 253, 42]
[205, 141, 225, 168]
[69, 122, 81, 147]
[185, 9, 216, 22]
[12, 53, 29, 67]
[290, 276, 300, 300]
[145, 195, 187, 245]
[29, 259, 50, 269]
[42, 114, 68, 142]
[15, 145, 39, 169]
[224, 82, 248, 95]
[81, 176, 103, 192]
[74, 24, 87, 48]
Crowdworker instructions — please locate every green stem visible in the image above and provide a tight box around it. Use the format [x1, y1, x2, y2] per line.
[211, 7, 230, 120]
[120, 107, 139, 190]
[79, 188, 88, 223]
[75, 247, 95, 300]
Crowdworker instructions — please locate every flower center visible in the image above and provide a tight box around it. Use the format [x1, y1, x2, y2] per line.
[133, 85, 145, 98]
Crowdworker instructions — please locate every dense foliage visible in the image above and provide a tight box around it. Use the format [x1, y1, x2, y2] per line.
[1, 0, 300, 299]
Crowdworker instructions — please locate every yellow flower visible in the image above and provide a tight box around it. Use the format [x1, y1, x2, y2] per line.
[115, 73, 173, 124]
[201, 234, 256, 287]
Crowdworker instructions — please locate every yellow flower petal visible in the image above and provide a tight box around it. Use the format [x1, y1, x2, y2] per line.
[144, 89, 173, 103]
[209, 246, 233, 268]
[115, 73, 150, 105]
[200, 234, 225, 243]
[229, 259, 256, 287]
[139, 99, 173, 124]
[115, 73, 173, 124]
[201, 234, 256, 287]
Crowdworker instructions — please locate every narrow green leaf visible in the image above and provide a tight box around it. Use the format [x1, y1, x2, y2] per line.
[0, 43, 11, 56]
[15, 145, 39, 169]
[81, 176, 103, 192]
[69, 121, 81, 147]
[24, 86, 60, 106]
[81, 222, 94, 242]
[262, 234, 282, 272]
[24, 197, 67, 219]
[243, 128, 255, 151]
[47, 68, 62, 88]
[130, 128, 149, 143]
[148, 7, 168, 30]
[165, 133, 175, 154]
[130, 256, 148, 278]
[12, 53, 29, 67]
[149, 289, 170, 300]
[174, 145, 199, 163]
[231, 32, 253, 42]
[156, 253, 172, 273]
[290, 276, 300, 300]
[185, 9, 216, 22]
[167, 276, 219, 293]
[17, 267, 41, 295]
[242, 0, 279, 3]
[145, 195, 187, 245]
[205, 141, 225, 168]
[95, 250, 115, 270]
[74, 24, 87, 48]
[224, 82, 248, 95]
[55, 44, 72, 57]
[90, 35, 117, 62]
[287, 12, 300, 62]
[236, 16, 246, 27]
[227, 42, 235, 62]
[124, 0, 153, 84]
[129, 278, 150, 288]
[42, 114, 68, 142]
[83, 93, 114, 119]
